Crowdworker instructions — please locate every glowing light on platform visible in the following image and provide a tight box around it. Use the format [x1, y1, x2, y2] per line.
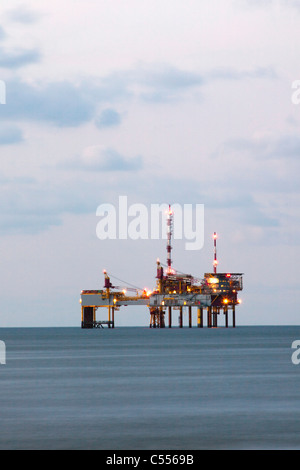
[208, 277, 219, 284]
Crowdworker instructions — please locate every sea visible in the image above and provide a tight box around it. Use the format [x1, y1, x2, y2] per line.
[0, 326, 300, 450]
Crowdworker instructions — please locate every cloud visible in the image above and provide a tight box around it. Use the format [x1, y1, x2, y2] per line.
[6, 5, 42, 24]
[75, 146, 143, 172]
[209, 134, 300, 200]
[286, 0, 300, 9]
[0, 62, 279, 127]
[0, 78, 97, 127]
[127, 63, 277, 102]
[0, 155, 141, 235]
[133, 64, 204, 102]
[0, 26, 6, 41]
[235, 0, 300, 11]
[212, 192, 280, 227]
[271, 135, 300, 159]
[222, 134, 300, 160]
[0, 213, 61, 235]
[206, 66, 278, 82]
[0, 165, 280, 236]
[95, 108, 122, 129]
[0, 47, 41, 69]
[0, 125, 24, 144]
[235, 0, 274, 8]
[0, 177, 94, 235]
[0, 75, 131, 127]
[100, 62, 275, 106]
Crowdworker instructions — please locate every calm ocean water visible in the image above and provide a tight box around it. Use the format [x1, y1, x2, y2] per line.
[0, 326, 300, 450]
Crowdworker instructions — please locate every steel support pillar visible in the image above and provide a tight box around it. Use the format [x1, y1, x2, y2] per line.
[179, 306, 183, 328]
[112, 307, 115, 328]
[213, 307, 218, 328]
[197, 307, 203, 328]
[188, 306, 192, 328]
[168, 306, 172, 328]
[207, 307, 212, 328]
[224, 306, 228, 328]
[159, 307, 165, 328]
[81, 306, 94, 329]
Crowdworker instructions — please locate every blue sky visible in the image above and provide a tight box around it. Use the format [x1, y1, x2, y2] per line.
[0, 0, 299, 326]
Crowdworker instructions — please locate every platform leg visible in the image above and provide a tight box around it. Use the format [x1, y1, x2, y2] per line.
[179, 306, 183, 328]
[189, 306, 192, 328]
[112, 307, 115, 328]
[207, 307, 212, 328]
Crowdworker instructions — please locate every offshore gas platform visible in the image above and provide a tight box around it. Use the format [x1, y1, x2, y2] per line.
[80, 206, 243, 329]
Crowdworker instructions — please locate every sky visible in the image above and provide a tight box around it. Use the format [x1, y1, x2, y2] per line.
[0, 0, 299, 327]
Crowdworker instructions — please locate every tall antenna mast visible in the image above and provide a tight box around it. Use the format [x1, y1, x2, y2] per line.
[213, 232, 218, 274]
[166, 205, 173, 275]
